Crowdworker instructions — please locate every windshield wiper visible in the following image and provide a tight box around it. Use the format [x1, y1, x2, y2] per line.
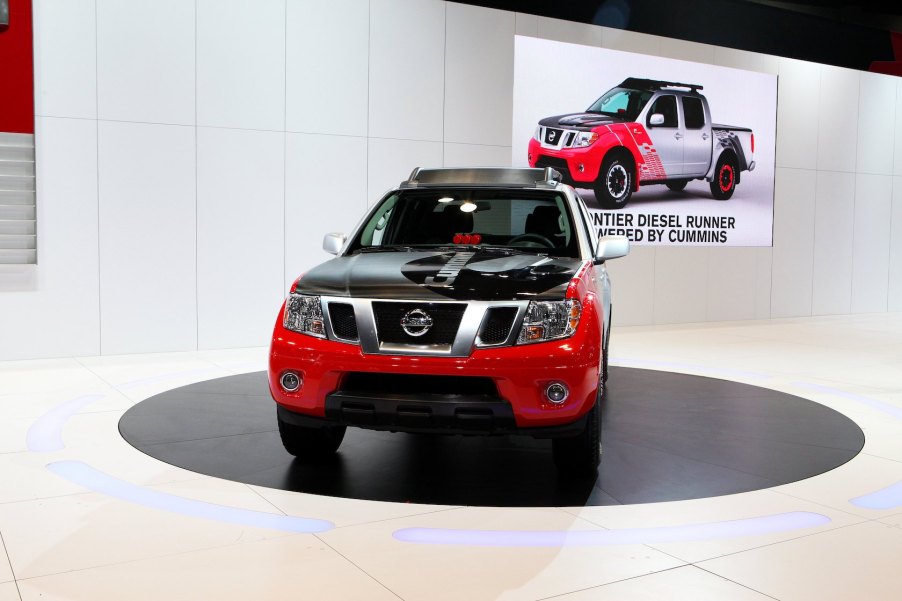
[356, 245, 421, 253]
[479, 245, 551, 256]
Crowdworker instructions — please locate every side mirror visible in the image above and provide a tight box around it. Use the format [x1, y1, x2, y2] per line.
[596, 235, 630, 262]
[649, 113, 665, 127]
[322, 232, 346, 255]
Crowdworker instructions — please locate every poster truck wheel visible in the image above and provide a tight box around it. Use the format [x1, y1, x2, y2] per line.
[594, 155, 633, 210]
[710, 154, 737, 200]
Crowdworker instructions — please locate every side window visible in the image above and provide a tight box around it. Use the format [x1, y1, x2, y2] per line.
[682, 96, 705, 129]
[647, 95, 677, 128]
[359, 194, 399, 246]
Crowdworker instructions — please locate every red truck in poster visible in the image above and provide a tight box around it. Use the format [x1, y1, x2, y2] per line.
[528, 78, 756, 209]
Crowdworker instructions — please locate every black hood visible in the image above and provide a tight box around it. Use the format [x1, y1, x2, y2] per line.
[297, 249, 584, 301]
[539, 112, 625, 130]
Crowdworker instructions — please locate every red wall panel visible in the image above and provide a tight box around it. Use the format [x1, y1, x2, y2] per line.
[0, 0, 35, 134]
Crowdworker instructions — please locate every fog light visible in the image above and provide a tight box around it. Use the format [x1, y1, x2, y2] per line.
[528, 152, 533, 162]
[545, 382, 568, 404]
[280, 371, 302, 392]
[578, 163, 585, 173]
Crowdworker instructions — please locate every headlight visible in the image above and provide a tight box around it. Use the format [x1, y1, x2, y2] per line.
[517, 300, 581, 344]
[283, 294, 326, 338]
[573, 131, 599, 147]
[534, 125, 542, 141]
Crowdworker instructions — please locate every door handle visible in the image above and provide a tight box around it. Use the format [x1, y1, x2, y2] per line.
[674, 132, 683, 140]
[702, 133, 709, 140]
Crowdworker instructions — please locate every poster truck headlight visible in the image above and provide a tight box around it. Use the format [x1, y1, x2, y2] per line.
[513, 36, 777, 247]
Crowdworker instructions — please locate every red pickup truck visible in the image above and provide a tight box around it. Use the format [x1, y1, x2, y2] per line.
[528, 78, 756, 209]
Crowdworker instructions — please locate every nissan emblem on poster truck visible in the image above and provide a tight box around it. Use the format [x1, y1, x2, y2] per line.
[512, 36, 778, 247]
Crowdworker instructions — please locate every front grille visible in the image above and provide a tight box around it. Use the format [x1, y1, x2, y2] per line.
[543, 127, 564, 145]
[372, 302, 466, 345]
[328, 302, 358, 340]
[478, 307, 518, 345]
[340, 372, 498, 397]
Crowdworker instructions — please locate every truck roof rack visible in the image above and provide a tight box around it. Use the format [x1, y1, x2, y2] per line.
[620, 77, 703, 92]
[402, 167, 562, 189]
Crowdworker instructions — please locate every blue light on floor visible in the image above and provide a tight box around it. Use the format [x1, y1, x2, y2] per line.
[26, 394, 106, 452]
[792, 382, 902, 421]
[393, 511, 830, 547]
[851, 480, 902, 510]
[48, 460, 334, 533]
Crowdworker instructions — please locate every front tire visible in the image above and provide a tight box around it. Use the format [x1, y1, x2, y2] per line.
[710, 155, 738, 200]
[278, 414, 346, 458]
[552, 389, 602, 476]
[594, 155, 633, 209]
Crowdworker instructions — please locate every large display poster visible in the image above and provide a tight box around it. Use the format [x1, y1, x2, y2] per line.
[512, 36, 777, 246]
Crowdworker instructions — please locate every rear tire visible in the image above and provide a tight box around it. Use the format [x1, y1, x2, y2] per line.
[666, 179, 689, 192]
[552, 389, 602, 476]
[710, 155, 738, 200]
[278, 414, 346, 458]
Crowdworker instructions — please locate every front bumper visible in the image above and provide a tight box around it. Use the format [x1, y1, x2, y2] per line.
[528, 138, 603, 185]
[269, 305, 602, 434]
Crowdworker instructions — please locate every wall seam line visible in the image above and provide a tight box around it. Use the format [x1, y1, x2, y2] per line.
[283, 0, 287, 293]
[95, 0, 102, 355]
[886, 82, 900, 311]
[442, 1, 447, 166]
[194, 0, 199, 350]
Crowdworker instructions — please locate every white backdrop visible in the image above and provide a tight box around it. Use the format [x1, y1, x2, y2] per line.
[0, 0, 900, 360]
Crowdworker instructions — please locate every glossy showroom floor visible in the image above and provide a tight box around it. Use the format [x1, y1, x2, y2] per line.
[1, 314, 901, 600]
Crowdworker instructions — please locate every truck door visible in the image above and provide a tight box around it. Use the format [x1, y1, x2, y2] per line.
[681, 95, 712, 177]
[644, 94, 683, 177]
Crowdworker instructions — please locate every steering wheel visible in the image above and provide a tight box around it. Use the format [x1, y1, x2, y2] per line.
[508, 233, 555, 248]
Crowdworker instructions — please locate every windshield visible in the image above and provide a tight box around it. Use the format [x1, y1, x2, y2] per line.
[348, 190, 579, 258]
[586, 87, 653, 121]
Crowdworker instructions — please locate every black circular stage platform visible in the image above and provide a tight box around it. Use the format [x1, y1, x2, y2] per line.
[119, 368, 864, 507]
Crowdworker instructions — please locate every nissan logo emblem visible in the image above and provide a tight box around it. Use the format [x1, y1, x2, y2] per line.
[548, 130, 557, 141]
[400, 308, 433, 337]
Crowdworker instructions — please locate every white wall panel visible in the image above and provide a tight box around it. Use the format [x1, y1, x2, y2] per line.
[515, 13, 538, 37]
[706, 248, 759, 322]
[197, 0, 285, 131]
[197, 128, 285, 349]
[713, 47, 779, 75]
[536, 16, 602, 46]
[816, 66, 859, 173]
[776, 58, 821, 171]
[850, 174, 892, 313]
[367, 137, 443, 205]
[0, 118, 100, 360]
[605, 246, 655, 326]
[96, 0, 195, 125]
[286, 0, 369, 137]
[653, 247, 709, 324]
[368, 0, 445, 142]
[98, 122, 196, 354]
[285, 133, 368, 285]
[601, 27, 660, 56]
[754, 248, 773, 319]
[856, 72, 896, 176]
[443, 143, 511, 168]
[894, 80, 902, 177]
[444, 3, 515, 147]
[656, 38, 715, 64]
[770, 167, 816, 318]
[32, 0, 97, 119]
[887, 177, 902, 312]
[811, 170, 855, 315]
